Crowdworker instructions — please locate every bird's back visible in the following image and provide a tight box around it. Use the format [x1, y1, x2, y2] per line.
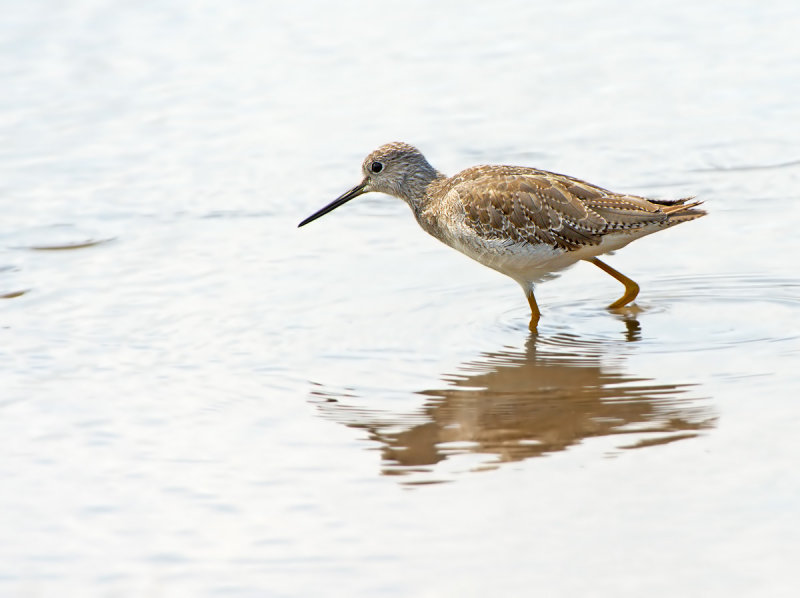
[426, 164, 705, 251]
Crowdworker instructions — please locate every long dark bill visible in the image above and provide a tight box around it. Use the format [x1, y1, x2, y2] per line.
[297, 181, 368, 227]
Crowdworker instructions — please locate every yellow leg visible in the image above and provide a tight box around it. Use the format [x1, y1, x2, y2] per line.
[525, 289, 541, 330]
[588, 257, 640, 308]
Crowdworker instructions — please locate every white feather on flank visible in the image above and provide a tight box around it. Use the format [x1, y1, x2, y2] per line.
[450, 224, 664, 285]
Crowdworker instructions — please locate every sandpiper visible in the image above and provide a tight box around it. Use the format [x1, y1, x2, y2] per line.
[298, 142, 705, 330]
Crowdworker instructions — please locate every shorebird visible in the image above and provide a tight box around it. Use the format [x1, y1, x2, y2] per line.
[298, 142, 705, 330]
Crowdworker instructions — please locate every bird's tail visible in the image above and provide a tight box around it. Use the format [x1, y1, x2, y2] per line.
[655, 197, 707, 224]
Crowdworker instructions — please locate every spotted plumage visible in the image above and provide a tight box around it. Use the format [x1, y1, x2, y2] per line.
[298, 142, 706, 330]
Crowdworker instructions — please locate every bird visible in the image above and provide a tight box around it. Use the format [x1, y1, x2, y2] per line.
[298, 142, 706, 330]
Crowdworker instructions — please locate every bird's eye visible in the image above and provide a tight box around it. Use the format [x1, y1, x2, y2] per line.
[370, 161, 383, 173]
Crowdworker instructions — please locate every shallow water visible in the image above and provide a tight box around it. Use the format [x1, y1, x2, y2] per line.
[3, 1, 800, 596]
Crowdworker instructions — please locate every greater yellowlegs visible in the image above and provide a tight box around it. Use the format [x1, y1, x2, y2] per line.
[298, 142, 705, 330]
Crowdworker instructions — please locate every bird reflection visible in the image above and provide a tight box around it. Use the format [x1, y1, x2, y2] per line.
[310, 327, 715, 482]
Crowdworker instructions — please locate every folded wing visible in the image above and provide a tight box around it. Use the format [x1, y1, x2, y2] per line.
[452, 167, 680, 251]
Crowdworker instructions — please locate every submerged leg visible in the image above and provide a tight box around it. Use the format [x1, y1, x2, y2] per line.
[587, 257, 640, 308]
[525, 288, 541, 330]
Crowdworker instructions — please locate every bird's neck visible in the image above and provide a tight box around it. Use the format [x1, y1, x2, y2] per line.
[404, 173, 452, 241]
[399, 166, 446, 211]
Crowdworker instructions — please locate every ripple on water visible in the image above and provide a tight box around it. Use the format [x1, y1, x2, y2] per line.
[496, 271, 800, 354]
[653, 272, 800, 305]
[3, 224, 115, 252]
[0, 264, 28, 299]
[0, 289, 28, 299]
[639, 272, 800, 353]
[1, 225, 116, 298]
[25, 238, 115, 251]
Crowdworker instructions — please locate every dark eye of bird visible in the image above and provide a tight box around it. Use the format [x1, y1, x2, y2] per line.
[370, 161, 383, 173]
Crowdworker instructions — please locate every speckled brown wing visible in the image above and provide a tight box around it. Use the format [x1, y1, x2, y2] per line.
[453, 166, 677, 250]
[555, 174, 674, 231]
[452, 167, 604, 250]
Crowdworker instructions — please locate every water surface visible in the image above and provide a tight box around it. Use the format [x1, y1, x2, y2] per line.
[2, 1, 800, 596]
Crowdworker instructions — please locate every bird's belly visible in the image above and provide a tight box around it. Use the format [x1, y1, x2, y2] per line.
[451, 238, 579, 284]
[448, 230, 645, 285]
